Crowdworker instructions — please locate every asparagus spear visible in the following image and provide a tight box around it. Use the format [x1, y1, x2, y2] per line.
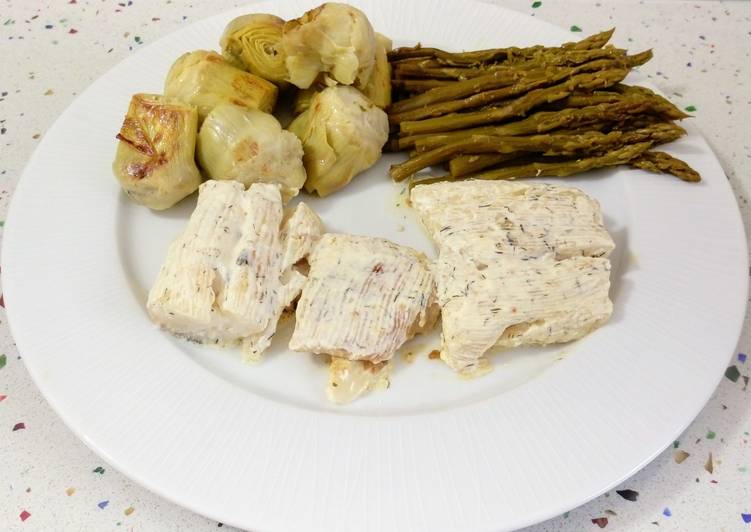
[400, 95, 672, 150]
[399, 68, 629, 135]
[389, 50, 635, 115]
[388, 29, 615, 64]
[390, 58, 630, 123]
[408, 141, 652, 188]
[612, 84, 688, 120]
[390, 68, 530, 114]
[629, 151, 701, 182]
[390, 122, 684, 181]
[391, 79, 455, 92]
[449, 154, 514, 176]
[446, 122, 615, 175]
[562, 28, 615, 50]
[392, 47, 630, 80]
[472, 141, 651, 179]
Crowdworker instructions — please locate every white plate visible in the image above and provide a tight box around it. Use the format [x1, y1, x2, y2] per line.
[2, 1, 747, 530]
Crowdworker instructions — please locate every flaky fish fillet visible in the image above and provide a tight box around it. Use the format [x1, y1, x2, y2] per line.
[289, 233, 439, 363]
[410, 180, 615, 373]
[147, 180, 322, 361]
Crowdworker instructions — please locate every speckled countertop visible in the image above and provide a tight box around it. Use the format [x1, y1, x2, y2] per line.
[0, 0, 749, 530]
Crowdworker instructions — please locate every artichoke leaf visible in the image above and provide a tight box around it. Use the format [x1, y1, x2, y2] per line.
[220, 14, 289, 86]
[112, 93, 202, 210]
[282, 3, 376, 89]
[288, 86, 388, 197]
[360, 33, 393, 109]
[197, 104, 306, 201]
[164, 50, 277, 123]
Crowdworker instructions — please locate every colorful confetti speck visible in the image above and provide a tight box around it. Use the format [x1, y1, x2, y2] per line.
[68, 28, 77, 35]
[604, 509, 617, 516]
[739, 353, 747, 363]
[591, 517, 608, 528]
[124, 506, 134, 516]
[97, 500, 109, 509]
[532, 1, 542, 7]
[663, 508, 672, 517]
[742, 513, 751, 524]
[12, 422, 25, 431]
[616, 489, 639, 501]
[673, 440, 680, 448]
[0, 354, 6, 369]
[707, 431, 716, 439]
[92, 466, 105, 474]
[705, 453, 714, 474]
[726, 365, 741, 383]
[685, 105, 697, 112]
[19, 510, 30, 522]
[0, 395, 7, 402]
[570, 25, 582, 32]
[674, 450, 690, 464]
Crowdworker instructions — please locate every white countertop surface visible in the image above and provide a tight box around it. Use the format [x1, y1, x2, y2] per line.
[1, 0, 749, 530]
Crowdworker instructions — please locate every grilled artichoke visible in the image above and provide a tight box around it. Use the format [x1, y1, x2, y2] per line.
[291, 76, 332, 116]
[288, 86, 388, 197]
[282, 3, 376, 89]
[220, 14, 289, 86]
[164, 50, 277, 123]
[197, 104, 306, 201]
[360, 33, 392, 109]
[112, 93, 202, 210]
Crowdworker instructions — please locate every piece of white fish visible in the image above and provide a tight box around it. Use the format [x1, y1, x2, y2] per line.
[410, 180, 615, 373]
[289, 233, 439, 363]
[147, 180, 322, 361]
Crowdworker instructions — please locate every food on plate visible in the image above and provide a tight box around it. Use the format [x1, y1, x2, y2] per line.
[115, 7, 707, 403]
[326, 357, 392, 405]
[164, 50, 277, 122]
[219, 14, 289, 86]
[388, 29, 700, 183]
[147, 180, 322, 362]
[410, 180, 615, 374]
[282, 2, 376, 89]
[628, 150, 701, 182]
[197, 104, 306, 201]
[112, 93, 202, 210]
[289, 233, 439, 363]
[291, 83, 321, 116]
[392, 122, 685, 182]
[288, 85, 389, 196]
[360, 33, 393, 108]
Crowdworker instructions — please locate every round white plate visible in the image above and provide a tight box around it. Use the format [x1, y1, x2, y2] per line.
[2, 1, 747, 530]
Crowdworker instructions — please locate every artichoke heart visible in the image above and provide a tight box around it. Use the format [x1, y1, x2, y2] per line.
[112, 93, 202, 210]
[164, 50, 277, 123]
[197, 104, 306, 202]
[360, 33, 392, 109]
[220, 14, 289, 86]
[282, 2, 376, 89]
[288, 86, 388, 197]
